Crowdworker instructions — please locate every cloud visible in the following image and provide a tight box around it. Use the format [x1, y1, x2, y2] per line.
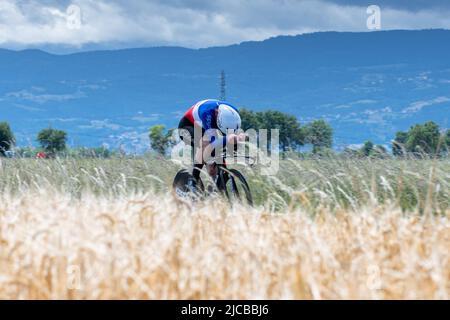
[79, 119, 123, 130]
[110, 130, 149, 153]
[345, 143, 364, 150]
[328, 1, 450, 11]
[131, 114, 160, 123]
[335, 99, 378, 109]
[12, 104, 44, 112]
[402, 96, 450, 113]
[48, 117, 82, 122]
[1, 0, 450, 50]
[363, 106, 392, 115]
[6, 89, 86, 104]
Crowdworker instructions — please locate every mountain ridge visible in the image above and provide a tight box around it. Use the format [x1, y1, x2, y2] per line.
[2, 28, 448, 55]
[1, 29, 450, 151]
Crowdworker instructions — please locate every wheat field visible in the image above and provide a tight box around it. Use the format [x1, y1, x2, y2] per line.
[0, 156, 449, 299]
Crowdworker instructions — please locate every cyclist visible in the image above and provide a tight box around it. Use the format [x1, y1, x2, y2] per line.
[178, 99, 245, 181]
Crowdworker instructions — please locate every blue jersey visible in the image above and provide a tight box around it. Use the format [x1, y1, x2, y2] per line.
[183, 99, 239, 147]
[184, 99, 239, 131]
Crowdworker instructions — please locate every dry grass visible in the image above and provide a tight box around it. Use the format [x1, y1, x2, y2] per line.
[0, 157, 449, 299]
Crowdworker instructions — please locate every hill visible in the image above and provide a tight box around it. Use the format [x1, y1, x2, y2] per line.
[1, 29, 450, 150]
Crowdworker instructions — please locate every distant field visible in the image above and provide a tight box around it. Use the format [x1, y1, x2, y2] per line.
[0, 157, 449, 299]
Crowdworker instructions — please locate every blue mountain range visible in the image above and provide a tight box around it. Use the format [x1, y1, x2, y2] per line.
[1, 29, 450, 151]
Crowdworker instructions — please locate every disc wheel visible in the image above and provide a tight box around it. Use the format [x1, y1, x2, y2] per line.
[216, 168, 253, 206]
[172, 169, 204, 200]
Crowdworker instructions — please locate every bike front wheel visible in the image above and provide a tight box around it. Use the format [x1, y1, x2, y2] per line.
[217, 168, 253, 206]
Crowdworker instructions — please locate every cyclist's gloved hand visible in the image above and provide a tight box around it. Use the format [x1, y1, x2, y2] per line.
[226, 133, 245, 145]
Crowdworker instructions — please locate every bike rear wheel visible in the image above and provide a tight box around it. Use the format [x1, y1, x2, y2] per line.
[172, 169, 204, 200]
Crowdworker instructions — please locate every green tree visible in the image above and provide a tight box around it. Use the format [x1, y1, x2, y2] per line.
[257, 110, 304, 152]
[37, 128, 67, 155]
[240, 109, 304, 152]
[373, 144, 388, 158]
[240, 108, 262, 131]
[15, 147, 36, 158]
[392, 131, 408, 157]
[405, 121, 440, 155]
[74, 146, 113, 158]
[443, 129, 450, 154]
[361, 140, 374, 157]
[359, 141, 388, 158]
[304, 119, 333, 154]
[149, 125, 172, 155]
[342, 147, 360, 158]
[0, 122, 15, 156]
[392, 122, 444, 157]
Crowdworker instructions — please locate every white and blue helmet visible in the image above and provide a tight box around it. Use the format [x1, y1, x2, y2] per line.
[217, 104, 241, 134]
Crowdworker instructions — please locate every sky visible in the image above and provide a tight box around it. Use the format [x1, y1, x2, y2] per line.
[1, 0, 450, 52]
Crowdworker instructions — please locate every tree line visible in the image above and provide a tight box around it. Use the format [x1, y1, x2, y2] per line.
[0, 124, 111, 158]
[147, 109, 334, 156]
[1, 113, 449, 158]
[148, 110, 450, 158]
[240, 109, 333, 154]
[392, 121, 450, 157]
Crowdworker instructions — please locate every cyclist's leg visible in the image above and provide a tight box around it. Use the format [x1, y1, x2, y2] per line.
[178, 116, 204, 180]
[178, 116, 195, 161]
[193, 140, 204, 181]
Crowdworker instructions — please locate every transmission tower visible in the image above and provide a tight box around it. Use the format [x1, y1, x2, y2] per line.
[220, 70, 226, 101]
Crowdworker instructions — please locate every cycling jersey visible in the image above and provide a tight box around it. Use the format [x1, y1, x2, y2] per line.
[181, 99, 239, 148]
[184, 99, 239, 132]
[178, 99, 240, 174]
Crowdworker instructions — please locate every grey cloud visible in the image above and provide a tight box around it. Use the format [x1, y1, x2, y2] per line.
[0, 0, 450, 49]
[324, 0, 450, 11]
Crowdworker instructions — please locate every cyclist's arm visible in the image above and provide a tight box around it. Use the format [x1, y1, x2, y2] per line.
[226, 132, 246, 145]
[201, 132, 246, 163]
[200, 132, 225, 164]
